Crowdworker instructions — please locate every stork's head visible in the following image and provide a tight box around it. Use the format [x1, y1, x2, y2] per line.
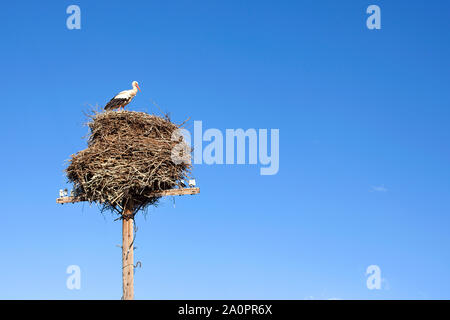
[132, 81, 141, 92]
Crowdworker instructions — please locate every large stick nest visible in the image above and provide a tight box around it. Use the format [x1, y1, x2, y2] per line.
[65, 110, 191, 215]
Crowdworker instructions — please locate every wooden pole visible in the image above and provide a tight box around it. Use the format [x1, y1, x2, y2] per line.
[122, 200, 134, 300]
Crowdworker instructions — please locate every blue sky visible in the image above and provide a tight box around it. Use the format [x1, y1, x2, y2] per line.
[1, 0, 449, 299]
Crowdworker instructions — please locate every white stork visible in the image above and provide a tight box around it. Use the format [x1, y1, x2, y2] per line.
[104, 81, 141, 111]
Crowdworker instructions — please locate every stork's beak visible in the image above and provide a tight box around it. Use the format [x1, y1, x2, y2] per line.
[137, 84, 141, 92]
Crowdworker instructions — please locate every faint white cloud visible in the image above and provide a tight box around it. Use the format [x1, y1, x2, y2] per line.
[304, 295, 341, 300]
[304, 289, 341, 300]
[371, 185, 388, 192]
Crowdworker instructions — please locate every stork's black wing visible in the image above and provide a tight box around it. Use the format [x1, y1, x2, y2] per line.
[104, 98, 129, 110]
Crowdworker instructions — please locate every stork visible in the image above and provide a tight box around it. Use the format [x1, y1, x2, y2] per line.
[104, 81, 141, 111]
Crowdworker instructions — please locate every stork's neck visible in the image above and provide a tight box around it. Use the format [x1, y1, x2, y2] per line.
[131, 83, 138, 94]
